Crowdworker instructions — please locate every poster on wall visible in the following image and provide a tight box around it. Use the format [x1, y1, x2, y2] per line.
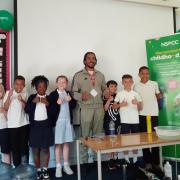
[0, 30, 10, 90]
[146, 33, 180, 158]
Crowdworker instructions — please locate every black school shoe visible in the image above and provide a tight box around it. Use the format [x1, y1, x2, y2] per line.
[148, 164, 165, 179]
[41, 168, 50, 179]
[36, 170, 42, 180]
[126, 163, 149, 180]
[108, 159, 117, 171]
[114, 158, 121, 168]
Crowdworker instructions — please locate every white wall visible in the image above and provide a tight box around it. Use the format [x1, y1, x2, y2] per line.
[17, 0, 174, 93]
[0, 0, 13, 12]
[176, 14, 180, 31]
[176, 8, 180, 31]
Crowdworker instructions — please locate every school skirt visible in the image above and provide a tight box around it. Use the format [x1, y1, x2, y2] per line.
[29, 120, 54, 148]
[0, 128, 10, 153]
[55, 118, 75, 144]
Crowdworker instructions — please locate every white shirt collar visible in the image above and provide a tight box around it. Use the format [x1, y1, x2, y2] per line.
[37, 94, 46, 98]
[140, 80, 149, 85]
[123, 89, 132, 93]
[57, 89, 66, 94]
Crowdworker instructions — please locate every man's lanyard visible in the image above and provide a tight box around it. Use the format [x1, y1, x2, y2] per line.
[88, 71, 96, 87]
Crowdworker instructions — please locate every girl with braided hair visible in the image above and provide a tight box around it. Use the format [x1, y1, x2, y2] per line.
[25, 75, 54, 180]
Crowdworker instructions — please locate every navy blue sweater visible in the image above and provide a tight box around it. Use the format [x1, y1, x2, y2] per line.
[25, 94, 54, 127]
[49, 89, 76, 125]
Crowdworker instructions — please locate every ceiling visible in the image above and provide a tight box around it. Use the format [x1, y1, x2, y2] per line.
[122, 0, 180, 14]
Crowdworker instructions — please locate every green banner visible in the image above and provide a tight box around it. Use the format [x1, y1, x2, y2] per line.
[146, 33, 180, 158]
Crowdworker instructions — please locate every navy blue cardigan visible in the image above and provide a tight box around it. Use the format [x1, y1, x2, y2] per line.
[25, 94, 54, 127]
[49, 89, 76, 125]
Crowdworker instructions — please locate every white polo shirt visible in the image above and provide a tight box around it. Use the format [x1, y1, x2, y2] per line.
[134, 80, 160, 116]
[114, 90, 142, 124]
[3, 90, 29, 128]
[0, 99, 7, 129]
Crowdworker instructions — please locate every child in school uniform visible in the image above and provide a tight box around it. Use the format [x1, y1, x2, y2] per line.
[0, 84, 10, 164]
[113, 74, 142, 163]
[103, 80, 121, 170]
[134, 66, 161, 169]
[49, 75, 76, 178]
[3, 75, 29, 167]
[25, 75, 54, 180]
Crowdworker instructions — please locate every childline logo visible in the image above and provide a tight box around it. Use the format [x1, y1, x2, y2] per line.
[161, 40, 179, 47]
[150, 52, 180, 61]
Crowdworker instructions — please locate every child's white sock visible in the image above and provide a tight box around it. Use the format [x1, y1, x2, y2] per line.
[56, 163, 62, 168]
[118, 151, 123, 159]
[64, 162, 69, 166]
[37, 168, 41, 172]
[124, 155, 130, 163]
[133, 156, 138, 163]
[113, 153, 118, 160]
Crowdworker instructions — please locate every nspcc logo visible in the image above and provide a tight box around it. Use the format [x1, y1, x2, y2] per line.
[161, 40, 179, 47]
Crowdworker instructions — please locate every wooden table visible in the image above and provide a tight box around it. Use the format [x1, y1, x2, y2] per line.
[76, 132, 180, 180]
